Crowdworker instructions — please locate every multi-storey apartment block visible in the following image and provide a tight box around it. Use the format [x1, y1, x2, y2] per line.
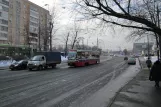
[0, 0, 9, 44]
[7, 0, 50, 50]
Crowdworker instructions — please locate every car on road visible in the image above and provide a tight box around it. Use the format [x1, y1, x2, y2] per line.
[9, 60, 28, 70]
[127, 57, 136, 65]
[124, 56, 128, 60]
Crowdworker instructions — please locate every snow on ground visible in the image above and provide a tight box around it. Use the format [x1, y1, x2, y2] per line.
[78, 59, 141, 107]
[0, 60, 16, 69]
[0, 60, 12, 67]
[144, 56, 158, 63]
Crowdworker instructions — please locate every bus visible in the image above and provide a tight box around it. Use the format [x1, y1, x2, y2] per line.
[68, 49, 101, 67]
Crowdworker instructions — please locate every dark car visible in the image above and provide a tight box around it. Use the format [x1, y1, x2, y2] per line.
[128, 58, 136, 65]
[124, 57, 128, 60]
[9, 60, 28, 70]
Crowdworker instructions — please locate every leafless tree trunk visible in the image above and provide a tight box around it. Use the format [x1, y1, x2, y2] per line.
[39, 26, 49, 51]
[23, 24, 31, 57]
[71, 31, 78, 49]
[48, 3, 62, 51]
[64, 32, 70, 57]
[49, 22, 53, 51]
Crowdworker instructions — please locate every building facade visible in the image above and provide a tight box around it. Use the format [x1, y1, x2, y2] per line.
[133, 42, 154, 55]
[0, 0, 9, 44]
[7, 0, 50, 50]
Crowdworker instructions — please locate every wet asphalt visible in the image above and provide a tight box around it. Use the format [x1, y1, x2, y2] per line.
[0, 57, 129, 107]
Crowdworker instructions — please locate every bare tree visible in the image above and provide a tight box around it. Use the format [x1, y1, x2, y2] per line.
[75, 0, 161, 35]
[23, 24, 31, 57]
[75, 0, 161, 58]
[71, 31, 78, 49]
[123, 49, 128, 55]
[48, 3, 62, 51]
[71, 20, 82, 49]
[41, 27, 50, 51]
[65, 32, 70, 56]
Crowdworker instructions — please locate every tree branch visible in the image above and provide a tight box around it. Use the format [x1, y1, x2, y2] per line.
[102, 18, 153, 31]
[127, 0, 131, 14]
[113, 0, 128, 15]
[78, 0, 161, 37]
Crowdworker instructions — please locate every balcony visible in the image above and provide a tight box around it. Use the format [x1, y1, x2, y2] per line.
[29, 26, 38, 34]
[0, 36, 7, 41]
[29, 41, 37, 44]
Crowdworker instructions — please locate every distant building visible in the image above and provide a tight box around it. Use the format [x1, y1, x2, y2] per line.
[7, 0, 51, 50]
[0, 0, 9, 44]
[133, 43, 154, 55]
[133, 34, 156, 55]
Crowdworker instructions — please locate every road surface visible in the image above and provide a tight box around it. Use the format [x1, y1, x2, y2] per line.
[0, 57, 129, 107]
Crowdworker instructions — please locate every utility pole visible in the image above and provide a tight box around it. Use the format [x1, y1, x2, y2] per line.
[82, 38, 84, 49]
[157, 5, 161, 59]
[97, 37, 98, 50]
[147, 35, 150, 59]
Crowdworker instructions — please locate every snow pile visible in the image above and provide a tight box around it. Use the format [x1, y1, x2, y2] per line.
[0, 60, 16, 68]
[151, 56, 158, 63]
[61, 56, 68, 62]
[0, 60, 12, 68]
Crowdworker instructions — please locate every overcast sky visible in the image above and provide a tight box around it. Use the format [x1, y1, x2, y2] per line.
[29, 0, 134, 51]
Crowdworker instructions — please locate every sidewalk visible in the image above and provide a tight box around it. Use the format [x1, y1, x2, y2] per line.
[109, 59, 161, 107]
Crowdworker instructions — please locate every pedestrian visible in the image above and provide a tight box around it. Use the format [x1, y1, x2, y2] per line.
[146, 57, 152, 70]
[149, 60, 161, 88]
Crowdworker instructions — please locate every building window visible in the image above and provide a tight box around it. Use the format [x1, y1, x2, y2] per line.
[30, 16, 39, 23]
[0, 5, 2, 10]
[2, 0, 9, 6]
[0, 32, 7, 38]
[30, 10, 39, 18]
[30, 6, 38, 12]
[0, 26, 8, 32]
[0, 19, 8, 25]
[0, 12, 2, 17]
[30, 22, 38, 27]
[2, 6, 9, 12]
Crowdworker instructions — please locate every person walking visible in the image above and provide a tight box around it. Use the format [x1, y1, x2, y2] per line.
[146, 57, 152, 70]
[149, 60, 161, 88]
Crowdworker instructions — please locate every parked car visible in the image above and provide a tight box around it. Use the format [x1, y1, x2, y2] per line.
[9, 60, 28, 70]
[128, 58, 136, 65]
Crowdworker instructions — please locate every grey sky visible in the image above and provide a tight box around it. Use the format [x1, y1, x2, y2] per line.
[29, 0, 134, 51]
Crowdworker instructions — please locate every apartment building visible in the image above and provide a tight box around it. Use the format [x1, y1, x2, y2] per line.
[28, 1, 50, 50]
[8, 0, 50, 50]
[0, 0, 9, 44]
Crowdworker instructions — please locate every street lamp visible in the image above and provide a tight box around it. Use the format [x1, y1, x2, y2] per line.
[44, 4, 49, 11]
[147, 35, 150, 59]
